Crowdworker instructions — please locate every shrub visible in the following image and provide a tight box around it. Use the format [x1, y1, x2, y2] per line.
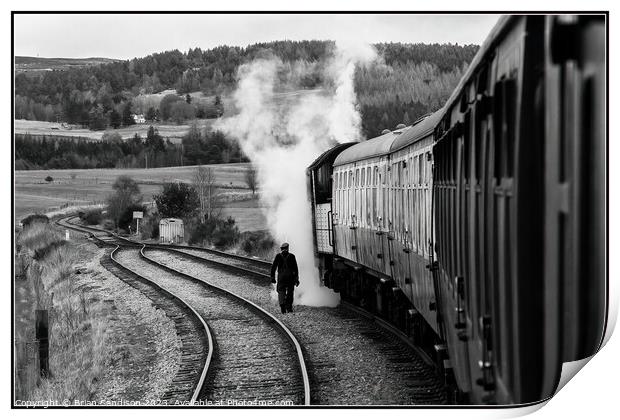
[102, 219, 115, 230]
[238, 230, 276, 259]
[45, 175, 53, 183]
[17, 222, 61, 257]
[211, 217, 240, 248]
[118, 204, 146, 231]
[140, 212, 160, 240]
[154, 182, 199, 219]
[80, 209, 102, 225]
[188, 216, 240, 249]
[21, 214, 49, 228]
[33, 239, 68, 261]
[239, 231, 274, 254]
[106, 175, 142, 228]
[188, 218, 217, 245]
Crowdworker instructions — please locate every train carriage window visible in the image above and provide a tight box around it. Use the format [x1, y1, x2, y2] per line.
[420, 157, 426, 184]
[377, 169, 382, 227]
[464, 112, 471, 183]
[493, 78, 517, 180]
[475, 124, 483, 182]
[418, 155, 423, 184]
[367, 181, 371, 227]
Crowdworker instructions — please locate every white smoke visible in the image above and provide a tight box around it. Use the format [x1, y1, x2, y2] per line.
[216, 41, 376, 307]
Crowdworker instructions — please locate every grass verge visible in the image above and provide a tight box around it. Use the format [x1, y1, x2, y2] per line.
[15, 222, 108, 403]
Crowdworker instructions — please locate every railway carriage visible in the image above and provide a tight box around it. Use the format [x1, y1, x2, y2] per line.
[308, 14, 606, 405]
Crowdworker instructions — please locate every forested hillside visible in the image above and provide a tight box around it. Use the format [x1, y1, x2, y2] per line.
[15, 40, 478, 169]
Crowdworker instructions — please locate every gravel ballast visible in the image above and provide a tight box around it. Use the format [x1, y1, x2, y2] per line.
[72, 243, 181, 404]
[115, 248, 305, 405]
[143, 248, 447, 405]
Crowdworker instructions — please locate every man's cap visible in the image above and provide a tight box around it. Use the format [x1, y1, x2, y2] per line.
[280, 242, 289, 249]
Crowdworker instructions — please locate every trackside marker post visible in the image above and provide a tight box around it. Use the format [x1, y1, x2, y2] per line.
[133, 211, 143, 236]
[35, 309, 49, 377]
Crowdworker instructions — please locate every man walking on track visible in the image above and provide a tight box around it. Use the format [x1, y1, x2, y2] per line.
[270, 242, 299, 313]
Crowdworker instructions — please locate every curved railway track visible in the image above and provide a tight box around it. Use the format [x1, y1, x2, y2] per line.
[142, 247, 447, 404]
[105, 246, 212, 403]
[58, 215, 445, 404]
[151, 244, 271, 278]
[58, 216, 311, 405]
[135, 246, 310, 404]
[161, 244, 272, 276]
[56, 217, 138, 247]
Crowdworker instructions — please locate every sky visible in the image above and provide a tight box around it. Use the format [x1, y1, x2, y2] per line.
[14, 14, 500, 60]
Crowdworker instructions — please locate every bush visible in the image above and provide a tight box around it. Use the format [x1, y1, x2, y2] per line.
[45, 176, 53, 183]
[118, 204, 146, 231]
[33, 239, 68, 261]
[102, 219, 115, 230]
[21, 214, 49, 228]
[18, 222, 61, 257]
[106, 175, 142, 228]
[189, 216, 240, 249]
[80, 209, 102, 225]
[154, 182, 199, 219]
[188, 218, 217, 245]
[239, 231, 275, 254]
[140, 213, 160, 240]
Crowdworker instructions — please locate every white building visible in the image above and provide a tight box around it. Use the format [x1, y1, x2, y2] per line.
[132, 113, 146, 124]
[159, 218, 184, 244]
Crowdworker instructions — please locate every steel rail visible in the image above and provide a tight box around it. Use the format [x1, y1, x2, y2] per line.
[109, 245, 214, 404]
[58, 217, 213, 404]
[141, 244, 311, 406]
[148, 244, 270, 279]
[159, 242, 272, 269]
[59, 216, 309, 405]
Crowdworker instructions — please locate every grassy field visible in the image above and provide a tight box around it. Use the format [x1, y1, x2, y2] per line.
[14, 164, 268, 232]
[14, 119, 217, 143]
[15, 56, 119, 72]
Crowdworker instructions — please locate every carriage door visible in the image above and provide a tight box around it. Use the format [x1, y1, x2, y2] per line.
[482, 74, 518, 401]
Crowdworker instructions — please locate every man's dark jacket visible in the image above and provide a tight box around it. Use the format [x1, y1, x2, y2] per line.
[271, 252, 299, 286]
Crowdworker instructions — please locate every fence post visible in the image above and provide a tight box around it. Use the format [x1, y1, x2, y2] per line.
[35, 309, 49, 377]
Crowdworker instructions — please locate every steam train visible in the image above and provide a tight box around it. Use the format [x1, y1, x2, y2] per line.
[307, 15, 606, 405]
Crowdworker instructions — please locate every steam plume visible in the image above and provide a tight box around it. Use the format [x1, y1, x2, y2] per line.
[216, 41, 376, 307]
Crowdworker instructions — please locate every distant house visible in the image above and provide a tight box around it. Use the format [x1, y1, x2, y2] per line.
[132, 114, 146, 124]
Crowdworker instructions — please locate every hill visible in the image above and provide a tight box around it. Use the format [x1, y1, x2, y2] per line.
[14, 56, 119, 72]
[14, 41, 478, 138]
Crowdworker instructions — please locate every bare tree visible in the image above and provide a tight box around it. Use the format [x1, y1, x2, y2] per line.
[193, 165, 218, 222]
[106, 176, 142, 228]
[245, 166, 257, 196]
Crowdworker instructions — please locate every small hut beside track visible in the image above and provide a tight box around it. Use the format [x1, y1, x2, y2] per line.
[159, 218, 184, 244]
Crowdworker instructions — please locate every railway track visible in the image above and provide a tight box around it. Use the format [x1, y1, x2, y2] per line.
[58, 216, 445, 404]
[143, 247, 447, 404]
[58, 216, 311, 405]
[151, 244, 271, 279]
[104, 246, 212, 404]
[116, 246, 310, 405]
[56, 217, 138, 247]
